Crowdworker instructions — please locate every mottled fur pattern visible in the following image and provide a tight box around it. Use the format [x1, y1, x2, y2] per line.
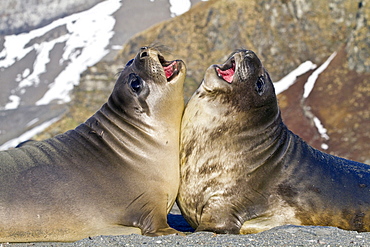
[177, 49, 370, 234]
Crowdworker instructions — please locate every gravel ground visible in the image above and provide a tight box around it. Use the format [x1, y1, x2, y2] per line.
[5, 225, 370, 247]
[2, 206, 370, 246]
[72, 226, 370, 247]
[4, 218, 370, 247]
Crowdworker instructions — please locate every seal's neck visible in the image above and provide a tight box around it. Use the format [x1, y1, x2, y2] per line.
[94, 103, 152, 134]
[238, 109, 291, 174]
[74, 101, 177, 157]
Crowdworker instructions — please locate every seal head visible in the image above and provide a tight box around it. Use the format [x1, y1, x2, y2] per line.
[200, 49, 278, 127]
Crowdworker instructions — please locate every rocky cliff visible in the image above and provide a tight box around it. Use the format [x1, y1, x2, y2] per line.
[37, 0, 370, 164]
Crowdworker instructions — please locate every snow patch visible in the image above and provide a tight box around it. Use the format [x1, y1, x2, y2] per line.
[299, 53, 337, 150]
[273, 61, 317, 95]
[19, 36, 69, 90]
[37, 0, 120, 105]
[303, 52, 337, 98]
[313, 116, 330, 150]
[111, 45, 123, 50]
[169, 0, 191, 17]
[313, 117, 329, 140]
[23, 68, 31, 78]
[321, 143, 329, 150]
[0, 116, 61, 151]
[5, 95, 21, 110]
[0, 0, 121, 108]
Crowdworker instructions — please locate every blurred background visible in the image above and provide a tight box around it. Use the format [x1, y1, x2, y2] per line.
[0, 0, 369, 164]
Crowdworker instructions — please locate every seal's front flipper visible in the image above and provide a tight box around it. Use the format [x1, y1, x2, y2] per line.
[144, 227, 185, 236]
[195, 207, 241, 234]
[137, 206, 185, 236]
[240, 216, 277, 234]
[240, 213, 301, 234]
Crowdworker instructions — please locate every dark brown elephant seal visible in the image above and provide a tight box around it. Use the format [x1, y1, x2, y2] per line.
[177, 49, 370, 234]
[0, 46, 186, 242]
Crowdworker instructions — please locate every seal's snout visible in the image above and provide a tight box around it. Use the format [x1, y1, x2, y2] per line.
[230, 49, 263, 82]
[216, 56, 236, 83]
[241, 50, 262, 70]
[138, 46, 182, 83]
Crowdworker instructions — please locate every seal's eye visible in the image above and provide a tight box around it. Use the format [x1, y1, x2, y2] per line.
[128, 73, 142, 94]
[256, 76, 265, 95]
[125, 59, 134, 67]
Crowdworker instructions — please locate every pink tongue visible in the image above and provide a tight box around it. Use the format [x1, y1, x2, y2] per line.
[216, 66, 234, 83]
[163, 61, 176, 79]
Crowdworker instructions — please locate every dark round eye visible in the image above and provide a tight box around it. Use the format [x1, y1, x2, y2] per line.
[125, 59, 134, 67]
[128, 73, 142, 93]
[256, 76, 265, 95]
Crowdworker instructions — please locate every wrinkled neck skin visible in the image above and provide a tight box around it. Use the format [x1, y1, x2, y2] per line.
[190, 84, 290, 175]
[237, 108, 290, 174]
[74, 92, 183, 169]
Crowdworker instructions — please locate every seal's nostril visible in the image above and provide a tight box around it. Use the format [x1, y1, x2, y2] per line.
[140, 51, 149, 58]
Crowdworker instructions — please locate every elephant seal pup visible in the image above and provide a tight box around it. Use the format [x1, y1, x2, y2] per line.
[0, 46, 186, 242]
[178, 49, 370, 234]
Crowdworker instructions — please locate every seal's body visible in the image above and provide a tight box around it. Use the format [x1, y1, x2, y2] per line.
[0, 46, 186, 242]
[178, 49, 370, 234]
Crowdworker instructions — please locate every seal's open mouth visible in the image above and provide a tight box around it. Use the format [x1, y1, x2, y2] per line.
[159, 55, 180, 82]
[216, 57, 235, 83]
